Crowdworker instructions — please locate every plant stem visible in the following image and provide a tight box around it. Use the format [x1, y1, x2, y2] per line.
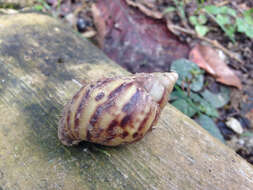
[167, 24, 244, 64]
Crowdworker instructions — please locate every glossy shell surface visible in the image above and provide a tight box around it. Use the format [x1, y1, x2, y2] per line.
[58, 72, 178, 146]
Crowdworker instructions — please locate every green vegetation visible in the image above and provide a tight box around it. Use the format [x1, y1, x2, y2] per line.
[170, 59, 230, 142]
[33, 0, 51, 11]
[166, 1, 253, 41]
[33, 0, 62, 12]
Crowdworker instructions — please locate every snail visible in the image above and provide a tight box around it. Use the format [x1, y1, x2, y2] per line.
[58, 72, 178, 146]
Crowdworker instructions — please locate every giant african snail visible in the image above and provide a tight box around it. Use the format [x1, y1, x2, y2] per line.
[58, 72, 178, 146]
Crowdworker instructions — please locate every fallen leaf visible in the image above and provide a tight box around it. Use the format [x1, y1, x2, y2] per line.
[189, 44, 242, 89]
[92, 0, 189, 73]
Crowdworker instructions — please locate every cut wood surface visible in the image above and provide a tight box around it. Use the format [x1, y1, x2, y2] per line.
[0, 13, 253, 190]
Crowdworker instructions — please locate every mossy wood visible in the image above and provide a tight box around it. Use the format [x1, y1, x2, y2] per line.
[0, 13, 252, 190]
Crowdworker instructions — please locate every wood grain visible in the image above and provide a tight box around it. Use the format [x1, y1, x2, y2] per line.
[0, 13, 252, 190]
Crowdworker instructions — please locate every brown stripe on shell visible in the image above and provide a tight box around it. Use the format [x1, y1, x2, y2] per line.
[131, 94, 156, 141]
[65, 86, 84, 139]
[95, 92, 105, 101]
[119, 89, 141, 129]
[87, 82, 135, 142]
[137, 107, 153, 134]
[120, 115, 131, 128]
[122, 89, 140, 114]
[89, 127, 104, 141]
[71, 86, 85, 103]
[132, 133, 145, 143]
[108, 82, 126, 99]
[94, 128, 104, 138]
[133, 132, 138, 138]
[89, 100, 115, 126]
[107, 120, 118, 136]
[121, 131, 129, 139]
[73, 88, 91, 138]
[86, 130, 92, 141]
[73, 78, 114, 138]
[89, 82, 133, 131]
[104, 119, 119, 143]
[105, 135, 116, 142]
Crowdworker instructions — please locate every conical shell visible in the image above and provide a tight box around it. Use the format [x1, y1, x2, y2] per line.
[58, 72, 178, 146]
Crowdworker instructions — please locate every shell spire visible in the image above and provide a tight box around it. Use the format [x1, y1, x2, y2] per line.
[58, 72, 178, 146]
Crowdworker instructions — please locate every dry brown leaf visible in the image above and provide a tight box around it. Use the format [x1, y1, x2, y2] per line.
[189, 44, 242, 89]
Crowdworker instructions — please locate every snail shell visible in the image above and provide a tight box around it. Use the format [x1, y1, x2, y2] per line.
[58, 72, 178, 146]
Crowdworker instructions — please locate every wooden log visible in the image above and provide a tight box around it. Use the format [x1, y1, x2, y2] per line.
[0, 13, 253, 190]
[0, 0, 34, 7]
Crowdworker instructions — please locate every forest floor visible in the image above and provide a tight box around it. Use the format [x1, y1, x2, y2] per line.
[1, 0, 253, 164]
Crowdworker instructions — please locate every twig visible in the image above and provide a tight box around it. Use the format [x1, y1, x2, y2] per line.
[167, 24, 244, 64]
[215, 1, 230, 7]
[173, 0, 191, 30]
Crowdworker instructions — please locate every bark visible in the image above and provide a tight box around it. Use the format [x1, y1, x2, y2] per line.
[0, 13, 252, 190]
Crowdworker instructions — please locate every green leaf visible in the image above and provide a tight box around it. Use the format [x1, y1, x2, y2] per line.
[189, 16, 198, 25]
[201, 86, 230, 108]
[219, 6, 236, 17]
[196, 0, 206, 6]
[36, 0, 51, 10]
[190, 92, 219, 117]
[198, 101, 219, 117]
[170, 91, 182, 101]
[215, 14, 235, 41]
[216, 14, 230, 25]
[204, 5, 220, 15]
[177, 1, 186, 20]
[205, 5, 236, 17]
[163, 7, 176, 14]
[196, 114, 225, 143]
[243, 8, 253, 25]
[227, 25, 236, 38]
[171, 59, 204, 92]
[34, 4, 44, 11]
[198, 14, 208, 24]
[195, 25, 209, 36]
[172, 99, 198, 117]
[236, 17, 253, 38]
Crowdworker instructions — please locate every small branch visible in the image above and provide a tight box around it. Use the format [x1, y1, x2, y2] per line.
[167, 24, 243, 64]
[215, 1, 230, 7]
